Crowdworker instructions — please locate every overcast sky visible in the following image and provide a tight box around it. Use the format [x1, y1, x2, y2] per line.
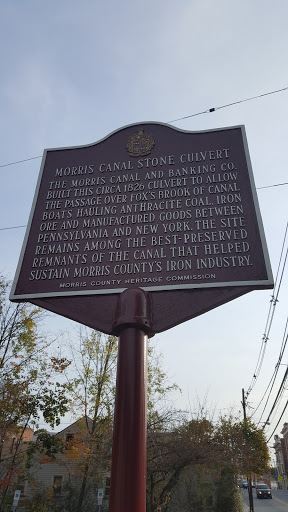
[1, 0, 288, 444]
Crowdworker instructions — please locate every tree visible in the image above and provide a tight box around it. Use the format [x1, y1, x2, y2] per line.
[0, 275, 71, 511]
[51, 330, 181, 512]
[146, 411, 270, 512]
[146, 412, 216, 512]
[241, 418, 269, 475]
[213, 415, 269, 476]
[63, 328, 118, 512]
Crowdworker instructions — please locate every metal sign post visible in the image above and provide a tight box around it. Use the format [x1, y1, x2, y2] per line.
[97, 487, 103, 512]
[109, 289, 150, 512]
[12, 490, 21, 511]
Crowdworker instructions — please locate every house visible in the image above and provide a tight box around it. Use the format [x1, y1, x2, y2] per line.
[0, 425, 34, 506]
[273, 433, 288, 489]
[0, 426, 34, 460]
[272, 423, 288, 489]
[17, 417, 110, 511]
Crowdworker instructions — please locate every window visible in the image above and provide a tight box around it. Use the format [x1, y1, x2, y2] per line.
[17, 478, 26, 496]
[105, 477, 110, 498]
[53, 476, 63, 495]
[65, 433, 74, 443]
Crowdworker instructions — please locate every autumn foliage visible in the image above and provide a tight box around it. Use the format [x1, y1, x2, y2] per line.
[0, 275, 71, 510]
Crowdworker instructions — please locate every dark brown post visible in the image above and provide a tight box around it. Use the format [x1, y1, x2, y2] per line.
[242, 389, 254, 512]
[109, 288, 151, 512]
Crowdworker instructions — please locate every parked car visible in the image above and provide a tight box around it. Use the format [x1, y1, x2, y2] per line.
[256, 484, 272, 499]
[241, 480, 248, 488]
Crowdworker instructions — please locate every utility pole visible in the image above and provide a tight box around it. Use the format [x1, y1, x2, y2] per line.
[242, 389, 254, 512]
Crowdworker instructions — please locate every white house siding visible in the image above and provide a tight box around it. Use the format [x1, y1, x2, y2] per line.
[24, 456, 78, 498]
[20, 418, 110, 509]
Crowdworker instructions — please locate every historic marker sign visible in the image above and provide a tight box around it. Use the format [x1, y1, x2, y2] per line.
[10, 122, 273, 301]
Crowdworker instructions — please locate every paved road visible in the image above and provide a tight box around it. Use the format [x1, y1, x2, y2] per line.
[242, 489, 288, 511]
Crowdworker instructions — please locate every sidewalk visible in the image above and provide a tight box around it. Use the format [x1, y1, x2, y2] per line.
[241, 493, 251, 512]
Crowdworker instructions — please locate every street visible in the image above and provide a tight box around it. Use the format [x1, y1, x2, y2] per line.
[242, 489, 288, 511]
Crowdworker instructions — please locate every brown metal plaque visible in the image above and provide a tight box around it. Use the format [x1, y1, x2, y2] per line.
[10, 122, 273, 303]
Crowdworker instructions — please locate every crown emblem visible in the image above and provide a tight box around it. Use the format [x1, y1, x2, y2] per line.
[126, 129, 155, 157]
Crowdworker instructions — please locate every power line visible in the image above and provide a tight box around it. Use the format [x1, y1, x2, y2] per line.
[0, 225, 27, 231]
[264, 362, 288, 425]
[258, 182, 288, 190]
[168, 85, 288, 123]
[246, 222, 288, 410]
[267, 400, 288, 442]
[0, 85, 288, 170]
[0, 155, 42, 168]
[245, 236, 288, 437]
